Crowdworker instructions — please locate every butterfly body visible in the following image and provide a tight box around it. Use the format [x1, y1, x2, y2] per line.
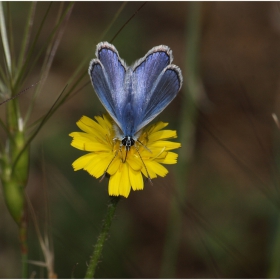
[88, 42, 183, 150]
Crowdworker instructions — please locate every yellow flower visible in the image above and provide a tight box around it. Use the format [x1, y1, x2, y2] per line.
[69, 114, 181, 198]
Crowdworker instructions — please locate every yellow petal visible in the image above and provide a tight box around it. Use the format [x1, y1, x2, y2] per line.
[148, 141, 181, 151]
[69, 131, 94, 139]
[126, 156, 142, 171]
[95, 115, 112, 130]
[156, 152, 178, 164]
[72, 153, 95, 171]
[73, 153, 113, 178]
[147, 121, 168, 134]
[109, 169, 121, 196]
[83, 153, 114, 178]
[141, 162, 157, 179]
[129, 167, 144, 191]
[77, 116, 107, 137]
[145, 160, 168, 177]
[109, 163, 131, 197]
[119, 163, 131, 197]
[107, 157, 121, 175]
[149, 130, 177, 142]
[70, 133, 110, 151]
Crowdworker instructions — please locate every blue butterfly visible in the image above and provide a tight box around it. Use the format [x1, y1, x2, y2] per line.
[88, 42, 183, 151]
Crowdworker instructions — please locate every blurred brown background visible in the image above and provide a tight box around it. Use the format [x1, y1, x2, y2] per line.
[1, 1, 280, 278]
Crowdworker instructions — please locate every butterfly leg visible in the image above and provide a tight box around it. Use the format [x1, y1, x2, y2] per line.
[134, 144, 153, 185]
[99, 148, 119, 182]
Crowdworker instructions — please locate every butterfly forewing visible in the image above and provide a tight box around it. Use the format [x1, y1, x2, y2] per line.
[89, 42, 128, 130]
[88, 61, 121, 129]
[97, 42, 127, 109]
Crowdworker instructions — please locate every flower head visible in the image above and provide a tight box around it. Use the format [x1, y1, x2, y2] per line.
[69, 114, 180, 198]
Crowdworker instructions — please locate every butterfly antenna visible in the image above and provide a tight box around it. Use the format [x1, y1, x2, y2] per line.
[0, 80, 41, 106]
[135, 144, 153, 185]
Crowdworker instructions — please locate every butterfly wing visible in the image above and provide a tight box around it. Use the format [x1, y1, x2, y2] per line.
[131, 46, 183, 134]
[89, 42, 183, 138]
[88, 42, 127, 131]
[132, 45, 173, 99]
[138, 65, 182, 131]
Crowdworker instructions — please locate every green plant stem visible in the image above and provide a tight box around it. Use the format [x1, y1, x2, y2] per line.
[160, 2, 202, 278]
[85, 196, 120, 279]
[98, 2, 127, 42]
[19, 212, 28, 278]
[17, 2, 36, 71]
[0, 2, 12, 75]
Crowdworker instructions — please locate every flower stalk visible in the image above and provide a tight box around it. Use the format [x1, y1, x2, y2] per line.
[85, 196, 120, 278]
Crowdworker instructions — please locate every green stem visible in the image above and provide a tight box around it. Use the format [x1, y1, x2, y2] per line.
[19, 211, 28, 278]
[98, 2, 127, 41]
[85, 196, 120, 279]
[0, 2, 12, 75]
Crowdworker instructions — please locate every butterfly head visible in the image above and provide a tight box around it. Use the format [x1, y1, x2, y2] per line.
[121, 136, 135, 151]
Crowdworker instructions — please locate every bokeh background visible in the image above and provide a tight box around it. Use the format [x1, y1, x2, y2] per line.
[1, 1, 280, 278]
